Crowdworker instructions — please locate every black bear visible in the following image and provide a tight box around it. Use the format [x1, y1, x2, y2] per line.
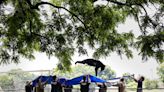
[75, 59, 105, 76]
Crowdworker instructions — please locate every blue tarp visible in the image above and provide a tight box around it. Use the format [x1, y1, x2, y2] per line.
[65, 75, 106, 85]
[32, 76, 52, 86]
[32, 76, 67, 86]
[32, 75, 131, 87]
[32, 75, 106, 86]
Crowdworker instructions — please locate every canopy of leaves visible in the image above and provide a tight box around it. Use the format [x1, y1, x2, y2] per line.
[0, 0, 163, 70]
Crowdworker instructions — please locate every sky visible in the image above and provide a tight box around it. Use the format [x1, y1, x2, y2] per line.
[0, 0, 161, 79]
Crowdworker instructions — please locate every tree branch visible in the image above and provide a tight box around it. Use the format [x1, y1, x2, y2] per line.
[107, 0, 128, 6]
[107, 0, 159, 33]
[31, 32, 49, 41]
[107, 0, 148, 16]
[134, 13, 146, 35]
[27, 1, 87, 30]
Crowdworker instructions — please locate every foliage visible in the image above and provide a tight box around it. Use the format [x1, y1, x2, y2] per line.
[123, 73, 137, 88]
[122, 73, 160, 89]
[53, 65, 116, 80]
[54, 65, 95, 78]
[0, 69, 34, 91]
[126, 81, 137, 88]
[144, 79, 159, 89]
[0, 75, 14, 90]
[98, 66, 116, 80]
[7, 69, 35, 81]
[0, 0, 163, 70]
[157, 62, 164, 83]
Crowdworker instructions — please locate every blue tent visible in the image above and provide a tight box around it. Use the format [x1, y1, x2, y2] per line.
[32, 75, 106, 86]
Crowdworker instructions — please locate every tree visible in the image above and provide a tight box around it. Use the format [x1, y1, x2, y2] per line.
[98, 66, 116, 80]
[144, 79, 159, 89]
[0, 75, 14, 90]
[123, 73, 137, 88]
[0, 0, 163, 70]
[53, 65, 116, 80]
[54, 65, 95, 78]
[157, 62, 164, 83]
[0, 69, 35, 91]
